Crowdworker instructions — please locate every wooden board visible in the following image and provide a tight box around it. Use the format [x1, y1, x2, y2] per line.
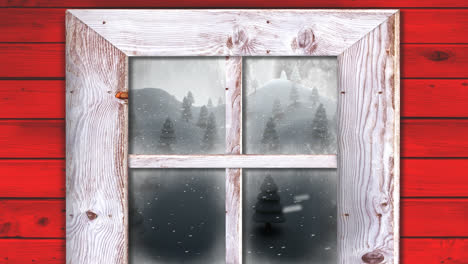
[0, 200, 64, 238]
[0, 160, 65, 198]
[4, 0, 468, 8]
[401, 198, 468, 237]
[0, 239, 65, 264]
[402, 79, 468, 117]
[401, 159, 468, 197]
[2, 9, 467, 44]
[337, 13, 399, 263]
[402, 44, 468, 78]
[1, 79, 466, 119]
[3, 44, 467, 78]
[0, 80, 65, 118]
[401, 119, 468, 157]
[66, 13, 128, 264]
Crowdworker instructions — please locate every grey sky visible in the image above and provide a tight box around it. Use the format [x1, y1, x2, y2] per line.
[131, 57, 226, 107]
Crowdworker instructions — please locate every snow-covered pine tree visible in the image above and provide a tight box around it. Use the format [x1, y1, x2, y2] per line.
[290, 64, 301, 84]
[310, 86, 320, 110]
[272, 99, 284, 121]
[261, 117, 280, 153]
[289, 85, 300, 109]
[159, 117, 176, 152]
[253, 175, 285, 231]
[311, 103, 331, 152]
[187, 91, 195, 105]
[207, 98, 213, 108]
[217, 97, 223, 107]
[196, 105, 209, 129]
[202, 112, 218, 151]
[181, 96, 192, 122]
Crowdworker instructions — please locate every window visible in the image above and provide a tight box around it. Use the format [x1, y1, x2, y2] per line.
[66, 9, 400, 264]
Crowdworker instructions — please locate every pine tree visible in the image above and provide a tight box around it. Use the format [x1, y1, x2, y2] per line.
[310, 86, 320, 109]
[159, 117, 176, 152]
[196, 105, 209, 128]
[253, 175, 285, 231]
[202, 112, 218, 151]
[261, 117, 280, 153]
[217, 97, 223, 107]
[272, 99, 284, 121]
[289, 85, 300, 109]
[181, 96, 192, 122]
[311, 103, 331, 152]
[207, 98, 213, 108]
[290, 64, 301, 84]
[187, 91, 195, 106]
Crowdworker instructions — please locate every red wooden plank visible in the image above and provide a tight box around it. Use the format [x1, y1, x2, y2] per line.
[0, 80, 65, 118]
[0, 160, 64, 198]
[401, 238, 468, 264]
[402, 159, 468, 197]
[402, 44, 468, 78]
[0, 200, 64, 238]
[0, 239, 64, 263]
[0, 238, 466, 264]
[1, 44, 467, 78]
[402, 79, 468, 117]
[0, 44, 64, 78]
[401, 119, 468, 157]
[0, 120, 64, 158]
[0, 119, 466, 158]
[401, 9, 468, 44]
[4, 0, 468, 7]
[0, 9, 65, 43]
[1, 9, 467, 44]
[401, 198, 468, 237]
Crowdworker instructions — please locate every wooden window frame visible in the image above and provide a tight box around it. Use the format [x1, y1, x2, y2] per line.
[66, 9, 400, 264]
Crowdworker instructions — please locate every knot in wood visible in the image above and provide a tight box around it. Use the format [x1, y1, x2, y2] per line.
[362, 251, 385, 264]
[233, 26, 248, 46]
[115, 91, 128, 99]
[86, 210, 98, 221]
[297, 27, 315, 49]
[428, 50, 450, 62]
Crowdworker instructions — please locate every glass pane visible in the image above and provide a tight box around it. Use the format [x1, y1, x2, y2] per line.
[243, 57, 337, 154]
[243, 169, 337, 264]
[129, 57, 226, 154]
[129, 169, 225, 263]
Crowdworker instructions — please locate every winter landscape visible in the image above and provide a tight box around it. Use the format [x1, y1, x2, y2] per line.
[128, 57, 338, 263]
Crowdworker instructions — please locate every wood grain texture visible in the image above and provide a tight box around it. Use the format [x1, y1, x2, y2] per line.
[0, 120, 64, 158]
[0, 44, 64, 78]
[69, 9, 394, 56]
[66, 12, 128, 264]
[401, 119, 468, 157]
[401, 198, 468, 237]
[402, 239, 468, 264]
[402, 44, 468, 78]
[129, 155, 337, 168]
[3, 9, 468, 44]
[0, 160, 65, 198]
[337, 13, 399, 264]
[402, 79, 468, 117]
[0, 80, 65, 118]
[401, 159, 468, 197]
[225, 56, 242, 264]
[1, 238, 467, 264]
[4, 0, 468, 7]
[0, 199, 64, 238]
[0, 239, 65, 263]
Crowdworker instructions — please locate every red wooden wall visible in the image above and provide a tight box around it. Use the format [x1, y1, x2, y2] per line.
[0, 1, 467, 263]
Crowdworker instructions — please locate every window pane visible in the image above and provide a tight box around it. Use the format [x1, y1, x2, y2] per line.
[129, 57, 226, 154]
[243, 57, 337, 154]
[243, 169, 337, 264]
[129, 169, 225, 263]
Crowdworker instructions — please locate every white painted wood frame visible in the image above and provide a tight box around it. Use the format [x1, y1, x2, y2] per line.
[66, 9, 400, 264]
